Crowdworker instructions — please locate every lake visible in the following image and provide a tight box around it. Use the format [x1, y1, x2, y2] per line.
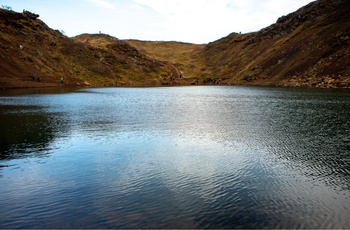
[0, 86, 350, 228]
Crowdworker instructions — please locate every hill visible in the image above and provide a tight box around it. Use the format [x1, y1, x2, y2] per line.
[201, 0, 350, 87]
[1, 0, 350, 88]
[126, 0, 350, 88]
[0, 9, 170, 88]
[125, 40, 207, 84]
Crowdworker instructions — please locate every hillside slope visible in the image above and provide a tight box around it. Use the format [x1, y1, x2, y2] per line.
[202, 0, 350, 87]
[0, 9, 170, 88]
[1, 0, 349, 88]
[128, 0, 350, 88]
[125, 40, 207, 82]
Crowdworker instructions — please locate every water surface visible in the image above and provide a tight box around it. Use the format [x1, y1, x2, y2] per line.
[1, 86, 350, 228]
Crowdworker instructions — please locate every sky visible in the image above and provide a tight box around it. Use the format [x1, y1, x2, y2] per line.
[2, 0, 315, 44]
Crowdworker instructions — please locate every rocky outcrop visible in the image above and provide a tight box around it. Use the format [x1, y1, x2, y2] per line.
[22, 10, 39, 20]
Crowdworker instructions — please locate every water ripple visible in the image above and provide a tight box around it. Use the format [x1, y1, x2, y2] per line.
[1, 86, 350, 228]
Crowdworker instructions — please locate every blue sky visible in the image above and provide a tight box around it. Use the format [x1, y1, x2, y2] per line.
[2, 0, 314, 43]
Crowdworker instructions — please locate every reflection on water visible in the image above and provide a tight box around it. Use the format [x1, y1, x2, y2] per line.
[0, 106, 68, 160]
[0, 86, 350, 228]
[0, 87, 80, 96]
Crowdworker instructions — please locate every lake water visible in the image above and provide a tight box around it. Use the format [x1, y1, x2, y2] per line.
[0, 86, 350, 229]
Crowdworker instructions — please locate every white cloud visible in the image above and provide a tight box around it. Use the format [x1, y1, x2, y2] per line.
[132, 0, 232, 42]
[130, 0, 315, 43]
[9, 0, 315, 43]
[88, 0, 115, 9]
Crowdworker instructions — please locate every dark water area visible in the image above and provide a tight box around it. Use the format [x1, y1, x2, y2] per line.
[0, 86, 350, 229]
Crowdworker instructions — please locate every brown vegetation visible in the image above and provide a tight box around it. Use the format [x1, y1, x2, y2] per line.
[1, 0, 349, 88]
[201, 0, 350, 87]
[125, 40, 207, 81]
[0, 9, 170, 88]
[127, 0, 350, 88]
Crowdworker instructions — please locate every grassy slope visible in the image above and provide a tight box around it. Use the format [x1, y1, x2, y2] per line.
[125, 40, 208, 81]
[0, 10, 170, 88]
[126, 0, 350, 88]
[73, 34, 171, 86]
[202, 0, 350, 87]
[1, 0, 349, 88]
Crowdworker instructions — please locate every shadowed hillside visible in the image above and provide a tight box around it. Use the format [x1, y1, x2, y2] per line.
[0, 9, 170, 88]
[72, 34, 171, 86]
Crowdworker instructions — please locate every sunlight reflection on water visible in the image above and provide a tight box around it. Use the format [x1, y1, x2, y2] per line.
[1, 86, 350, 228]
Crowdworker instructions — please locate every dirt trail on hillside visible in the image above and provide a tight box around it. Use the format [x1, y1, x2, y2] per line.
[167, 63, 181, 78]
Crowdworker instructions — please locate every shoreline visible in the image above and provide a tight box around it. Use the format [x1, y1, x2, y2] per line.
[1, 81, 350, 92]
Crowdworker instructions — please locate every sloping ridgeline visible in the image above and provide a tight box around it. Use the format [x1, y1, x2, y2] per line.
[0, 9, 170, 88]
[202, 0, 350, 88]
[1, 0, 350, 88]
